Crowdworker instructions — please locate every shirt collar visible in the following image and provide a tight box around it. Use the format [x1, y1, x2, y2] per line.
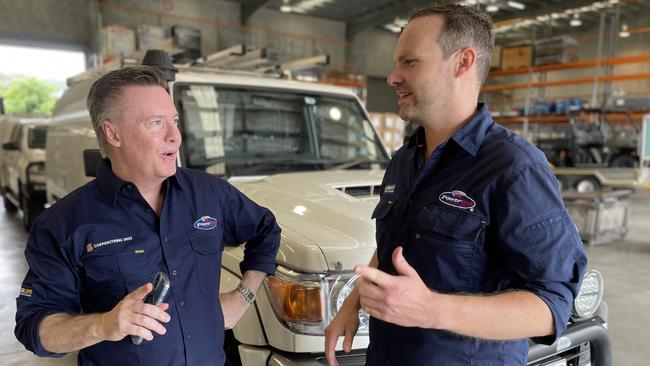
[95, 159, 184, 206]
[451, 103, 493, 157]
[406, 103, 493, 157]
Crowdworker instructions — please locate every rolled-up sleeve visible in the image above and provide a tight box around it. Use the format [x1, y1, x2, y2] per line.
[15, 223, 81, 357]
[219, 181, 281, 275]
[495, 161, 587, 345]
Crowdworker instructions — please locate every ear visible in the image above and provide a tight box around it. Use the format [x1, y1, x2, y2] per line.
[101, 121, 121, 148]
[454, 48, 477, 79]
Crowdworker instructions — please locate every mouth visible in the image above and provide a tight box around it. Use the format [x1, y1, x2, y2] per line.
[396, 90, 412, 99]
[161, 151, 177, 160]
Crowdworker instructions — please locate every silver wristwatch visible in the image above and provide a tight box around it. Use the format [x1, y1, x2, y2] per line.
[236, 284, 256, 304]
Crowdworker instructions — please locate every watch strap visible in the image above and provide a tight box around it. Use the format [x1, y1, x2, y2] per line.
[236, 284, 256, 304]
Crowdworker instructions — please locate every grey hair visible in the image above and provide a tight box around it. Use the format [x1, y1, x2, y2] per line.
[86, 65, 168, 157]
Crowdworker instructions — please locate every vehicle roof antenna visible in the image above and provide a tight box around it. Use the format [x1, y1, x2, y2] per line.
[142, 50, 178, 82]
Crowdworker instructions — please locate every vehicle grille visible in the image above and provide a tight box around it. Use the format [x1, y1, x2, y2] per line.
[336, 185, 381, 198]
[316, 350, 366, 365]
[529, 342, 590, 366]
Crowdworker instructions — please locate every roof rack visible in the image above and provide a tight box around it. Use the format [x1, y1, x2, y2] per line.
[66, 37, 184, 86]
[67, 41, 330, 86]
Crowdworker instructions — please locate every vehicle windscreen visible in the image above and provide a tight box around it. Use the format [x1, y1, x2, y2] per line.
[28, 126, 48, 148]
[175, 84, 389, 176]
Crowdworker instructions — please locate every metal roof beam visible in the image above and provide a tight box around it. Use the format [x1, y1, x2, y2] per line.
[241, 0, 270, 23]
[346, 0, 433, 39]
[492, 0, 610, 24]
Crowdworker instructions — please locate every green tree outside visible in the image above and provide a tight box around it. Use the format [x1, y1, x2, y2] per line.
[0, 76, 59, 116]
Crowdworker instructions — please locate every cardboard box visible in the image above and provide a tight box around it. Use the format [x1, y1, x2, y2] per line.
[501, 45, 532, 70]
[491, 45, 502, 70]
[534, 36, 579, 66]
[102, 25, 136, 62]
[137, 25, 166, 51]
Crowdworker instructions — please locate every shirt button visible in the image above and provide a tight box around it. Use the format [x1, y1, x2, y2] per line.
[164, 237, 169, 242]
[415, 233, 421, 239]
[186, 334, 192, 339]
[180, 300, 185, 306]
[172, 270, 178, 276]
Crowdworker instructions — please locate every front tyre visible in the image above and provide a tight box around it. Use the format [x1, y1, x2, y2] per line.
[3, 195, 17, 213]
[21, 193, 44, 231]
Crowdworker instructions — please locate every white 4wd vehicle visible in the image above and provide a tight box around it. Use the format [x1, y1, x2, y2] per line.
[0, 117, 49, 230]
[46, 51, 609, 366]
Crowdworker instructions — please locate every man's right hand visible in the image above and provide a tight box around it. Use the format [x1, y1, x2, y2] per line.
[324, 298, 361, 366]
[99, 283, 171, 342]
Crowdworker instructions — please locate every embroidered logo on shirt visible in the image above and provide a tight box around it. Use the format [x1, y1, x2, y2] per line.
[194, 216, 218, 230]
[439, 190, 476, 210]
[383, 184, 396, 195]
[19, 287, 33, 298]
[86, 236, 134, 253]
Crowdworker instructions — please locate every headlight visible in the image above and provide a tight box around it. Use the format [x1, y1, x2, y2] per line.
[332, 274, 369, 331]
[573, 269, 604, 318]
[264, 266, 369, 336]
[28, 163, 45, 176]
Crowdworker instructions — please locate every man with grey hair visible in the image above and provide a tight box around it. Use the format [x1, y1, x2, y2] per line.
[325, 4, 586, 365]
[15, 65, 281, 365]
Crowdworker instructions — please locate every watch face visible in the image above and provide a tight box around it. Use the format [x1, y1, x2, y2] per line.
[238, 285, 255, 303]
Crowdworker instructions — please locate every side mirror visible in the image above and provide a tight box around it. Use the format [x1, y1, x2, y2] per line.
[83, 149, 102, 177]
[2, 141, 19, 151]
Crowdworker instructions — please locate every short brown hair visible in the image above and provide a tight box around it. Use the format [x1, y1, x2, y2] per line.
[86, 65, 168, 157]
[410, 4, 494, 87]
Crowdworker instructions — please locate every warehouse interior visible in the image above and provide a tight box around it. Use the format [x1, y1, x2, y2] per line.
[1, 0, 649, 365]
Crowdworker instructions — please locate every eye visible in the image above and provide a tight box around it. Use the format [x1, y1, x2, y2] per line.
[148, 120, 164, 131]
[404, 59, 417, 67]
[172, 118, 179, 126]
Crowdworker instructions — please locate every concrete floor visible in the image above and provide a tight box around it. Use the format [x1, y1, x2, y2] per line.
[0, 193, 649, 365]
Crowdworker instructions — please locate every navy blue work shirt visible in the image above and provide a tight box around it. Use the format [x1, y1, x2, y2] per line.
[15, 160, 281, 366]
[367, 104, 587, 365]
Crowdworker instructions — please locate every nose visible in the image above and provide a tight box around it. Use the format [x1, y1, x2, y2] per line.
[166, 121, 181, 144]
[387, 67, 403, 87]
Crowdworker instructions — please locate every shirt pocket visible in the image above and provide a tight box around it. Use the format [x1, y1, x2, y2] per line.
[189, 231, 223, 300]
[83, 252, 121, 284]
[83, 247, 150, 282]
[372, 198, 397, 244]
[416, 205, 485, 245]
[81, 249, 149, 313]
[412, 205, 486, 292]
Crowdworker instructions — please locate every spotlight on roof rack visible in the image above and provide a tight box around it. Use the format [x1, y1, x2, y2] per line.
[142, 50, 178, 82]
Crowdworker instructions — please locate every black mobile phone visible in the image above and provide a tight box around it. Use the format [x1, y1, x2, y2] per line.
[132, 272, 171, 345]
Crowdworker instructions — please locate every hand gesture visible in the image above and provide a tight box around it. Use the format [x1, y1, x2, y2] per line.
[99, 283, 171, 342]
[355, 247, 436, 328]
[324, 290, 362, 366]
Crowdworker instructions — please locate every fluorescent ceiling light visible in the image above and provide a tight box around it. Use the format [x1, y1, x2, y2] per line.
[486, 5, 499, 12]
[291, 0, 334, 12]
[507, 1, 525, 10]
[619, 23, 630, 38]
[383, 24, 401, 33]
[280, 0, 292, 13]
[570, 14, 582, 27]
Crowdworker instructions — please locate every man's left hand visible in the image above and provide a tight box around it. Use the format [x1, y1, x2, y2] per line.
[355, 246, 440, 329]
[220, 291, 250, 329]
